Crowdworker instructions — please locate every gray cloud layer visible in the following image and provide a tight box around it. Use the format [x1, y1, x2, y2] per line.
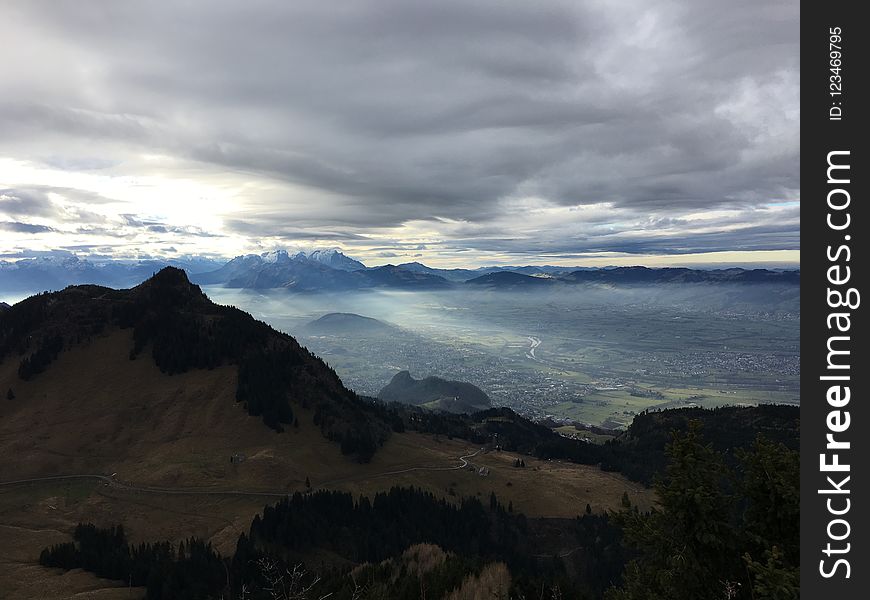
[0, 0, 798, 263]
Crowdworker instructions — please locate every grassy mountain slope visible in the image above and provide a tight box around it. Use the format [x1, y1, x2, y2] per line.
[1, 267, 392, 461]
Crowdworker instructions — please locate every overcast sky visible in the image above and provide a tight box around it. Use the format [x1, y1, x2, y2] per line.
[0, 0, 799, 268]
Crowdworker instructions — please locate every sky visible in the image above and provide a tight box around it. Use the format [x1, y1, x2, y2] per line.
[0, 0, 799, 269]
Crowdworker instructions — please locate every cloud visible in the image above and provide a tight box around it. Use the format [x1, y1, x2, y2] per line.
[224, 219, 371, 241]
[0, 188, 58, 218]
[0, 0, 799, 265]
[0, 221, 56, 233]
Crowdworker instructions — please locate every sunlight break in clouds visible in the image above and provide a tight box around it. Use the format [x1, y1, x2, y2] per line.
[0, 0, 798, 268]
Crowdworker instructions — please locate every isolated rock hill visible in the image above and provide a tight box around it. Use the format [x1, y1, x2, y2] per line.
[0, 267, 393, 462]
[378, 370, 492, 414]
[304, 312, 397, 336]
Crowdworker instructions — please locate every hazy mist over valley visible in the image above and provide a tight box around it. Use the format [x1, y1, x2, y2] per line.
[205, 280, 799, 429]
[0, 248, 801, 431]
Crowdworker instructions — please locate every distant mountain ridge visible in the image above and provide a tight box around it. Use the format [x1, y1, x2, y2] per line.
[464, 271, 556, 288]
[396, 262, 483, 282]
[558, 266, 801, 285]
[467, 266, 800, 288]
[193, 251, 452, 291]
[0, 255, 224, 294]
[1, 249, 800, 298]
[396, 262, 596, 282]
[196, 254, 369, 290]
[362, 265, 452, 289]
[193, 250, 799, 291]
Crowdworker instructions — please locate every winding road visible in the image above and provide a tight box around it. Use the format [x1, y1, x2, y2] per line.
[369, 447, 481, 476]
[0, 448, 485, 498]
[317, 447, 482, 487]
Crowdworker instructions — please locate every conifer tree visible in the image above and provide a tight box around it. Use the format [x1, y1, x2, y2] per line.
[608, 422, 739, 600]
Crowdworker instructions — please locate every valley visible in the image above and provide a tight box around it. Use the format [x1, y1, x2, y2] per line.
[206, 283, 800, 429]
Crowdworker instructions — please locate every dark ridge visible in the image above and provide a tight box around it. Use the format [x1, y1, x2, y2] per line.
[378, 370, 491, 414]
[0, 267, 393, 461]
[464, 271, 555, 287]
[41, 487, 608, 599]
[560, 266, 800, 285]
[463, 266, 800, 288]
[360, 264, 453, 289]
[599, 403, 800, 483]
[389, 403, 799, 486]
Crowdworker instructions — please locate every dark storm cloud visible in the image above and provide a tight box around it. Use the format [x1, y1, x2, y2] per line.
[0, 221, 56, 234]
[224, 219, 371, 241]
[116, 215, 220, 238]
[445, 222, 800, 257]
[0, 189, 57, 218]
[0, 0, 799, 256]
[1, 186, 114, 227]
[0, 249, 75, 259]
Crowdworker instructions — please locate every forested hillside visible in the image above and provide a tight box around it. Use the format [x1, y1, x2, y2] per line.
[41, 487, 621, 599]
[40, 422, 798, 599]
[0, 267, 393, 461]
[390, 403, 799, 486]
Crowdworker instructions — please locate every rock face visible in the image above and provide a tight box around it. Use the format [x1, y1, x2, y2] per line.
[378, 370, 491, 414]
[193, 250, 453, 291]
[299, 249, 366, 271]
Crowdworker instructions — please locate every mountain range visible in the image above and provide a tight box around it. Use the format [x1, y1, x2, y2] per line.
[0, 248, 800, 298]
[190, 250, 800, 291]
[0, 254, 223, 294]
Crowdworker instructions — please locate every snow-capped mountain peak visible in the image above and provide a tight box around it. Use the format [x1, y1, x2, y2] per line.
[261, 249, 291, 264]
[281, 248, 365, 271]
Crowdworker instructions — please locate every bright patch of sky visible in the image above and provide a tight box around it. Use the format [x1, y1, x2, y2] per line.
[0, 0, 798, 269]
